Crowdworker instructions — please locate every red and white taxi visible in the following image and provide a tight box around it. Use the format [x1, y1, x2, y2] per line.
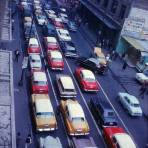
[28, 38, 40, 54]
[44, 37, 59, 51]
[47, 50, 64, 70]
[31, 70, 49, 94]
[53, 18, 64, 28]
[103, 127, 136, 148]
[75, 68, 99, 92]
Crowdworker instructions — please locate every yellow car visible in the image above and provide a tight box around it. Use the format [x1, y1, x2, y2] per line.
[59, 99, 89, 136]
[31, 94, 57, 131]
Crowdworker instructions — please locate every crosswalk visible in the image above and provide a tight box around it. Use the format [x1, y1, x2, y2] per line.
[0, 0, 11, 41]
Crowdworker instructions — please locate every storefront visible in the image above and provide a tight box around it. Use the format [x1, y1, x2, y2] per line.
[116, 35, 148, 71]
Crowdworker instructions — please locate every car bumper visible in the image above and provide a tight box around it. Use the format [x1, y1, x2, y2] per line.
[69, 132, 89, 136]
[37, 127, 57, 131]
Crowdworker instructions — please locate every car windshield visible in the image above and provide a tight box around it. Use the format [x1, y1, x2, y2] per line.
[32, 59, 40, 63]
[88, 58, 99, 65]
[131, 103, 140, 107]
[48, 42, 56, 46]
[104, 111, 115, 118]
[72, 117, 85, 122]
[30, 44, 38, 47]
[36, 112, 54, 118]
[84, 77, 95, 82]
[33, 81, 47, 85]
[52, 57, 62, 62]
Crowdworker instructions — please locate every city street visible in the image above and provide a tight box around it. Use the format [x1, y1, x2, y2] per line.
[0, 0, 148, 147]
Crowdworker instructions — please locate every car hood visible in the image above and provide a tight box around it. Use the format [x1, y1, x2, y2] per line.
[72, 121, 88, 132]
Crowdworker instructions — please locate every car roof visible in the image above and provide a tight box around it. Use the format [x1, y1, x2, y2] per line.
[50, 51, 62, 59]
[24, 17, 32, 22]
[29, 38, 38, 45]
[59, 75, 75, 90]
[72, 137, 97, 148]
[46, 37, 57, 43]
[114, 133, 136, 148]
[66, 100, 85, 118]
[119, 93, 139, 104]
[60, 13, 68, 17]
[47, 10, 55, 14]
[55, 18, 62, 22]
[39, 136, 62, 148]
[81, 69, 95, 80]
[33, 71, 47, 81]
[30, 54, 40, 60]
[35, 99, 53, 113]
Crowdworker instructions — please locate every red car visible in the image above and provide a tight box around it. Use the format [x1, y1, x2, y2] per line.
[53, 18, 64, 28]
[28, 38, 40, 54]
[47, 50, 64, 70]
[44, 37, 59, 51]
[31, 70, 48, 94]
[75, 68, 99, 92]
[103, 127, 136, 148]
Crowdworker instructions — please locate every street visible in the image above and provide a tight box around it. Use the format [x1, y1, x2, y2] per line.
[0, 0, 148, 147]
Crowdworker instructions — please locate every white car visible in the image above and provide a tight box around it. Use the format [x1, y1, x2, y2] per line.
[36, 15, 47, 25]
[136, 73, 148, 84]
[45, 10, 57, 19]
[29, 54, 42, 70]
[56, 28, 71, 41]
[118, 92, 142, 116]
[39, 135, 62, 148]
[59, 13, 68, 23]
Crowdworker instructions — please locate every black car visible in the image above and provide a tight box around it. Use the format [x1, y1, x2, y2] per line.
[42, 23, 56, 36]
[76, 57, 108, 74]
[60, 41, 78, 58]
[89, 99, 118, 127]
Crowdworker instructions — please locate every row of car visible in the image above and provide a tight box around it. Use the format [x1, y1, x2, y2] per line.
[20, 0, 140, 148]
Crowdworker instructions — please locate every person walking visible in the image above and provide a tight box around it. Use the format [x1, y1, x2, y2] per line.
[16, 132, 21, 148]
[25, 134, 32, 148]
[139, 81, 148, 99]
[122, 61, 127, 70]
[14, 49, 20, 62]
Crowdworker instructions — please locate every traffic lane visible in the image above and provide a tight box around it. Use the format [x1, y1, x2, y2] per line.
[48, 63, 106, 147]
[34, 25, 70, 147]
[97, 71, 148, 148]
[70, 30, 148, 147]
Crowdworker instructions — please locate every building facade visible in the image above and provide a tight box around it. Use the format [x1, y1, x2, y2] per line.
[75, 0, 133, 48]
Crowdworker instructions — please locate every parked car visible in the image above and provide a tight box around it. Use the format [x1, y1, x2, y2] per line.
[47, 50, 64, 70]
[67, 21, 77, 32]
[31, 70, 48, 94]
[71, 137, 97, 148]
[103, 126, 136, 148]
[44, 36, 59, 51]
[89, 99, 118, 127]
[53, 18, 64, 28]
[135, 73, 148, 84]
[118, 92, 142, 116]
[59, 99, 89, 136]
[31, 94, 57, 131]
[56, 28, 71, 42]
[28, 38, 40, 54]
[75, 68, 99, 92]
[76, 57, 108, 74]
[29, 54, 42, 70]
[60, 41, 78, 58]
[56, 74, 77, 98]
[39, 135, 62, 148]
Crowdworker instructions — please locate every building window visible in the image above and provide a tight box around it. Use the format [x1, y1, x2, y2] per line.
[119, 5, 126, 19]
[103, 0, 109, 8]
[111, 0, 118, 13]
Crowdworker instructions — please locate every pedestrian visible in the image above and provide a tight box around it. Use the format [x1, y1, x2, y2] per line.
[139, 81, 148, 99]
[25, 134, 32, 144]
[122, 61, 127, 70]
[110, 50, 118, 60]
[106, 53, 111, 64]
[14, 49, 20, 62]
[16, 132, 21, 148]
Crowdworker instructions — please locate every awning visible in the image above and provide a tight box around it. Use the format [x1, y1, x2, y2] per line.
[80, 0, 120, 30]
[122, 36, 145, 51]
